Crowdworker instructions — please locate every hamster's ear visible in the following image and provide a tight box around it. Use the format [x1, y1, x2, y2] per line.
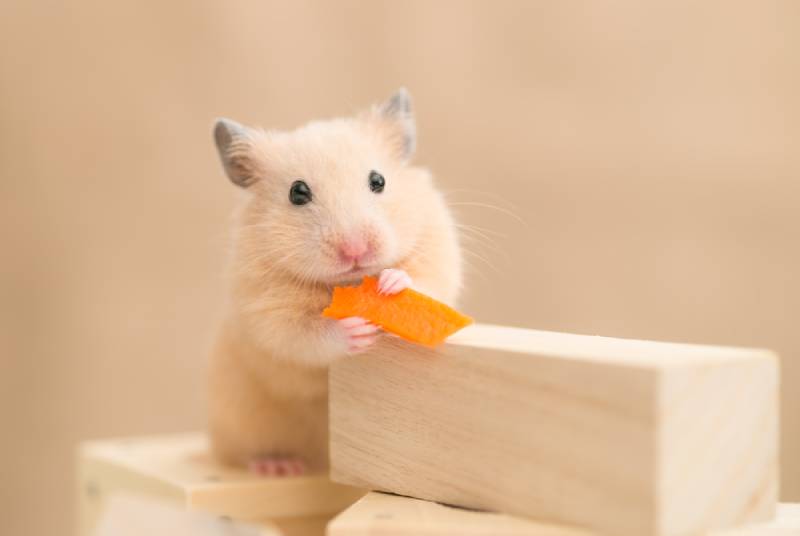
[213, 118, 262, 188]
[370, 87, 416, 161]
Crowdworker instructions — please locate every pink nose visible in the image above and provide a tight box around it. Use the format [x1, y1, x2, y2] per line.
[337, 238, 370, 263]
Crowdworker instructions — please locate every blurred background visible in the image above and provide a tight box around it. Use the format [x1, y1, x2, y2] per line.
[1, 1, 798, 534]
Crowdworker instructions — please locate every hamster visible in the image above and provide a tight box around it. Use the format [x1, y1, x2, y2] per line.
[208, 89, 462, 476]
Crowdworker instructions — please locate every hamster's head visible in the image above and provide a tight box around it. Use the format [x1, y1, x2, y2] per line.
[214, 88, 434, 286]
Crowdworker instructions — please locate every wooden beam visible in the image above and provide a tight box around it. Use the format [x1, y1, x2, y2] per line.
[78, 433, 364, 536]
[327, 493, 799, 536]
[329, 324, 778, 536]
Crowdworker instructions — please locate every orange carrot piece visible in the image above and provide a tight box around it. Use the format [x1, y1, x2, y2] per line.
[322, 276, 472, 347]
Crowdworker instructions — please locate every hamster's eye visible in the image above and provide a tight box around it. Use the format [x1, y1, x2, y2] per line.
[289, 180, 312, 206]
[369, 170, 385, 193]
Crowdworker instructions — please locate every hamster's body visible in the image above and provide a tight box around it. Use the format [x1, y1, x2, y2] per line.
[209, 90, 461, 474]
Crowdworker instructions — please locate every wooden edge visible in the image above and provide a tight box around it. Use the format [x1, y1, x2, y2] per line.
[326, 492, 593, 536]
[78, 433, 364, 531]
[326, 493, 799, 536]
[188, 478, 365, 520]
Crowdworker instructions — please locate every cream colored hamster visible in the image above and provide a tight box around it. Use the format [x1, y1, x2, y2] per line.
[208, 89, 462, 476]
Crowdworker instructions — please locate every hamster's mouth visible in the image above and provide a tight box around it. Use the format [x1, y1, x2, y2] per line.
[330, 262, 382, 284]
[340, 265, 371, 277]
[339, 259, 378, 274]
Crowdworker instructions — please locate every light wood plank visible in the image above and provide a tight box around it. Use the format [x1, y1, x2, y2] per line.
[78, 433, 364, 536]
[327, 493, 799, 536]
[87, 491, 331, 536]
[330, 324, 778, 536]
[327, 492, 592, 536]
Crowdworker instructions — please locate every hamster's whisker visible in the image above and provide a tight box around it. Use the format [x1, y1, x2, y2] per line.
[455, 223, 507, 239]
[443, 187, 521, 203]
[458, 240, 509, 267]
[442, 188, 523, 214]
[459, 256, 491, 284]
[448, 201, 527, 226]
[455, 231, 511, 264]
[455, 227, 502, 248]
[461, 247, 502, 276]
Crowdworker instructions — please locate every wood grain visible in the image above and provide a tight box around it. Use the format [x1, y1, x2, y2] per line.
[330, 324, 778, 536]
[327, 493, 799, 536]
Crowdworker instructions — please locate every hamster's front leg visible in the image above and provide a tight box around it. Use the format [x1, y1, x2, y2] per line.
[337, 316, 381, 354]
[377, 268, 414, 295]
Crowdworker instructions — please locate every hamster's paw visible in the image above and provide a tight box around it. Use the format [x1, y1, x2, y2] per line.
[248, 456, 306, 477]
[378, 268, 413, 295]
[338, 316, 380, 354]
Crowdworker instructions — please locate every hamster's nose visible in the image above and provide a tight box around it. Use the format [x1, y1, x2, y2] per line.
[337, 238, 371, 264]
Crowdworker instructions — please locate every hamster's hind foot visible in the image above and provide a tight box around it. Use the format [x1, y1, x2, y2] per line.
[248, 455, 306, 477]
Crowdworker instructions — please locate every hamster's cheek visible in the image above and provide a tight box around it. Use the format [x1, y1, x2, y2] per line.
[391, 198, 422, 241]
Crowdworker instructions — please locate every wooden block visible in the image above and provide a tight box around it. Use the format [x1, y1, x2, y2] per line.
[327, 492, 593, 536]
[330, 324, 778, 536]
[88, 491, 331, 536]
[721, 504, 800, 536]
[78, 433, 364, 536]
[327, 493, 799, 536]
[90, 492, 267, 536]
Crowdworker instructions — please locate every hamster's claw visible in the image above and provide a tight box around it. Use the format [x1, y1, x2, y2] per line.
[378, 268, 413, 295]
[248, 456, 306, 477]
[338, 316, 380, 354]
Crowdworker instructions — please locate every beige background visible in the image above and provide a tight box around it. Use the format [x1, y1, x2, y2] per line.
[1, 1, 798, 535]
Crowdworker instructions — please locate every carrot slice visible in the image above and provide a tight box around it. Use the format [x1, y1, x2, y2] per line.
[322, 276, 472, 347]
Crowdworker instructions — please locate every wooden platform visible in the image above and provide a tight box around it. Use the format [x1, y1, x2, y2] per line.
[328, 493, 800, 536]
[330, 324, 778, 536]
[78, 433, 365, 536]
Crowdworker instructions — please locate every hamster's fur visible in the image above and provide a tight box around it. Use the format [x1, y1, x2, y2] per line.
[209, 89, 461, 474]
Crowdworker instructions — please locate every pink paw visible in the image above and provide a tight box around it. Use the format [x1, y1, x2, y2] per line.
[338, 316, 380, 354]
[248, 456, 306, 477]
[378, 268, 412, 295]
